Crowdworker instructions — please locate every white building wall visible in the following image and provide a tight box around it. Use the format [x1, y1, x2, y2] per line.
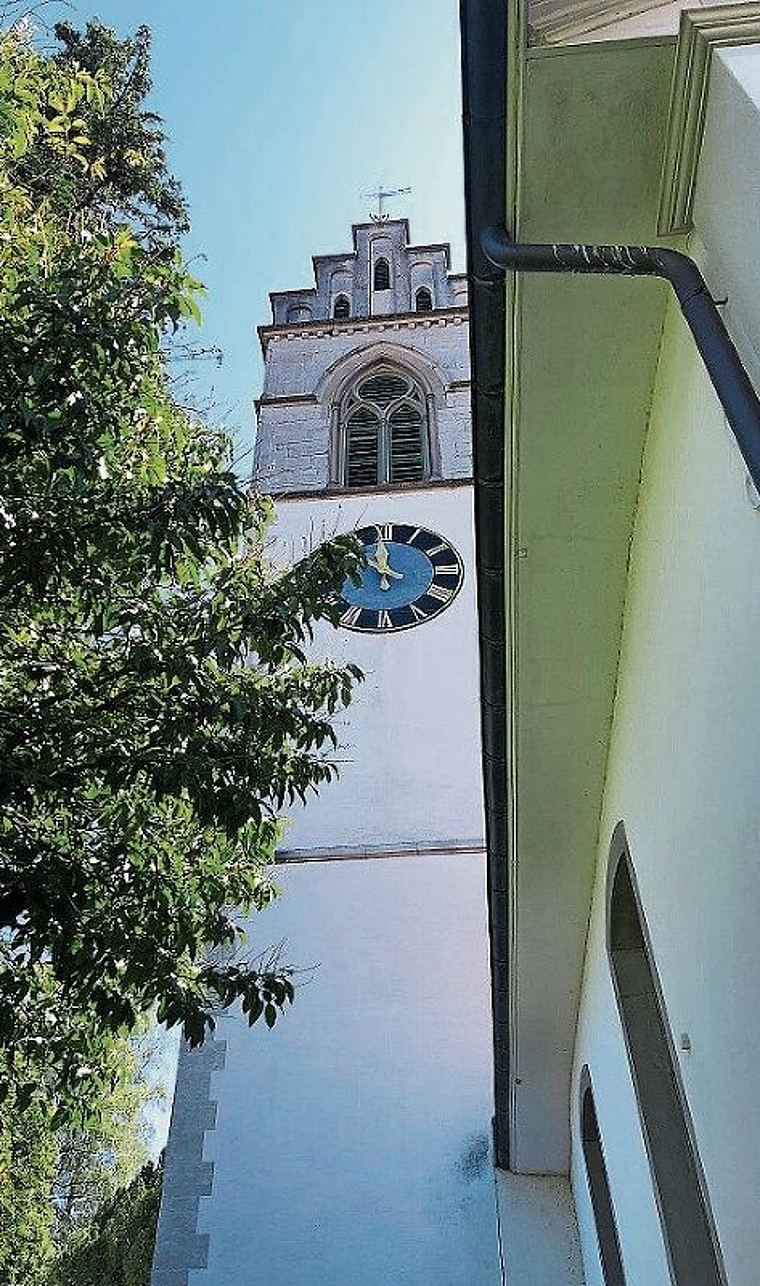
[571, 45, 760, 1286]
[188, 852, 500, 1286]
[268, 484, 484, 853]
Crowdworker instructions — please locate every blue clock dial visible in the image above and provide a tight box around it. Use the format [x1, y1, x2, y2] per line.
[339, 523, 464, 632]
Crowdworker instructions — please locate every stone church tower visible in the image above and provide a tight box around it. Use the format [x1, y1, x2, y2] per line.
[151, 220, 500, 1286]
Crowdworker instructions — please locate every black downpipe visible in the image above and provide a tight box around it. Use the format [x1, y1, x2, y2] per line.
[482, 231, 760, 491]
[460, 0, 511, 1169]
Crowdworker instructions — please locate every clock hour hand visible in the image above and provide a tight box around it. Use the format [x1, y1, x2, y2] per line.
[367, 539, 404, 591]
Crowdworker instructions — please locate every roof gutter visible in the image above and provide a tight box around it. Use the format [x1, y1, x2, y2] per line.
[461, 0, 760, 1176]
[460, 0, 512, 1169]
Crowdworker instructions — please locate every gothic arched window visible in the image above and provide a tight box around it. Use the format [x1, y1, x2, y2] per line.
[373, 257, 391, 291]
[415, 287, 433, 313]
[340, 365, 429, 488]
[333, 295, 350, 320]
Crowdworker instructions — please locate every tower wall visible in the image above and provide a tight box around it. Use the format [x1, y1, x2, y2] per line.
[254, 316, 472, 494]
[152, 222, 497, 1286]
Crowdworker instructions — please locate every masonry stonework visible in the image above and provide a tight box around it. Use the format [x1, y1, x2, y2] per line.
[254, 220, 471, 494]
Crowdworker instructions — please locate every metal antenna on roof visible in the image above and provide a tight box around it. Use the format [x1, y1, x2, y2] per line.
[361, 185, 412, 221]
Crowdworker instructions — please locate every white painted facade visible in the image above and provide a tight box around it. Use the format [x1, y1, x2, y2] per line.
[269, 486, 484, 853]
[152, 222, 501, 1286]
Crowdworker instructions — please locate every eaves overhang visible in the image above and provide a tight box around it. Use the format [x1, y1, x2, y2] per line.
[460, 0, 754, 1175]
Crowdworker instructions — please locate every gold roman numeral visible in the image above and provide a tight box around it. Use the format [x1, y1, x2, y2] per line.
[377, 609, 393, 629]
[428, 584, 453, 603]
[434, 563, 460, 576]
[341, 605, 362, 627]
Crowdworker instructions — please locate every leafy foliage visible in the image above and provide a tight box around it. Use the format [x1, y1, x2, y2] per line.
[0, 1024, 163, 1286]
[0, 1085, 58, 1286]
[48, 1158, 162, 1286]
[0, 22, 363, 1113]
[16, 19, 188, 241]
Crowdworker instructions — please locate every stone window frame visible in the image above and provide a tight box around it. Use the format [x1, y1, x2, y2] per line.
[373, 256, 391, 292]
[318, 341, 446, 488]
[337, 362, 431, 489]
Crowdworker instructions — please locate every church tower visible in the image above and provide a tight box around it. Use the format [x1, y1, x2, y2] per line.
[151, 220, 500, 1286]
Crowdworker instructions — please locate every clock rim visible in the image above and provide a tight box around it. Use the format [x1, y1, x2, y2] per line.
[338, 522, 465, 634]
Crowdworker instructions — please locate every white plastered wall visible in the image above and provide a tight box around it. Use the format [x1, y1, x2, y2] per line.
[189, 852, 500, 1286]
[267, 484, 485, 853]
[571, 45, 760, 1286]
[176, 482, 500, 1286]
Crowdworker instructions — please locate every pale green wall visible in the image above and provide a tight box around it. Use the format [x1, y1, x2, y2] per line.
[571, 46, 760, 1286]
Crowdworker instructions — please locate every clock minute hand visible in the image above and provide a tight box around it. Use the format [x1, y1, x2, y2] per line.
[367, 539, 404, 591]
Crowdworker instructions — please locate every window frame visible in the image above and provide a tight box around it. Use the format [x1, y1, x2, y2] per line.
[338, 364, 430, 489]
[373, 256, 391, 292]
[579, 1067, 626, 1286]
[606, 824, 727, 1286]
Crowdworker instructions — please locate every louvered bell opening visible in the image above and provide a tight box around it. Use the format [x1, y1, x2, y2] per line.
[415, 287, 433, 313]
[346, 409, 380, 487]
[357, 372, 408, 405]
[333, 295, 350, 319]
[389, 404, 424, 483]
[374, 258, 391, 291]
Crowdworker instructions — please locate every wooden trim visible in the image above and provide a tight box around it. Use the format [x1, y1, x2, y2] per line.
[530, 0, 673, 46]
[658, 2, 760, 235]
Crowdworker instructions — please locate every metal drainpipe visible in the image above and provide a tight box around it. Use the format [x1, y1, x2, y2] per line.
[481, 231, 760, 491]
[460, 0, 511, 1169]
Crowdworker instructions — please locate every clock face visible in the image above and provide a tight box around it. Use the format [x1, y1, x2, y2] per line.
[339, 523, 464, 632]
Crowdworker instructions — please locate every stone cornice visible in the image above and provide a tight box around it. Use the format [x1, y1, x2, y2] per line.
[259, 476, 474, 503]
[658, 2, 760, 234]
[276, 839, 486, 864]
[254, 392, 317, 417]
[257, 306, 469, 356]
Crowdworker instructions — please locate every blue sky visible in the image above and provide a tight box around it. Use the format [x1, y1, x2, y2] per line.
[58, 1, 465, 471]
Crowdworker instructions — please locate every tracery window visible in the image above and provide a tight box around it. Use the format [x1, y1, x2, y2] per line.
[333, 295, 350, 319]
[415, 286, 433, 313]
[373, 257, 391, 291]
[340, 365, 429, 488]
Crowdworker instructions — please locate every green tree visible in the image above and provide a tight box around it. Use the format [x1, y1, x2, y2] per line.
[0, 1087, 58, 1286]
[0, 22, 362, 1113]
[48, 1158, 162, 1286]
[17, 19, 188, 243]
[0, 1024, 164, 1286]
